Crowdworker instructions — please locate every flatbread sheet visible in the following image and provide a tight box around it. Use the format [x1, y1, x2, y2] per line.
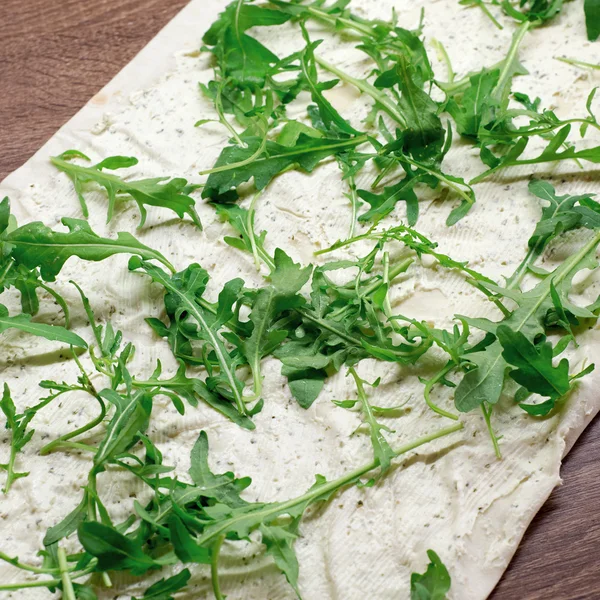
[1, 1, 600, 598]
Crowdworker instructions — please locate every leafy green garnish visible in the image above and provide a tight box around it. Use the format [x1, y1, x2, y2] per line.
[455, 228, 600, 412]
[130, 258, 252, 423]
[6, 217, 174, 281]
[133, 569, 191, 600]
[0, 305, 87, 347]
[201, 131, 367, 201]
[585, 0, 600, 40]
[51, 151, 201, 228]
[202, 0, 290, 87]
[238, 249, 312, 401]
[0, 385, 35, 493]
[410, 549, 452, 600]
[347, 368, 395, 473]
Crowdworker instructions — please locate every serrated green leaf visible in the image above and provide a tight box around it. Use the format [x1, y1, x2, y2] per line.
[51, 153, 201, 228]
[410, 550, 451, 600]
[6, 218, 173, 282]
[78, 522, 160, 575]
[0, 304, 86, 348]
[133, 569, 191, 600]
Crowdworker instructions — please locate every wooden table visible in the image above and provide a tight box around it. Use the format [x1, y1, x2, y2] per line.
[1, 0, 599, 598]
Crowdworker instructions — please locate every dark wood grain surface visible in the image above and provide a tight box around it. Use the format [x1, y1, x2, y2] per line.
[1, 0, 599, 598]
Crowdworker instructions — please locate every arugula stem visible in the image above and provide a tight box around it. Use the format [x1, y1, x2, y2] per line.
[0, 261, 13, 287]
[199, 128, 268, 176]
[215, 79, 246, 147]
[0, 579, 63, 591]
[380, 252, 407, 336]
[57, 547, 76, 600]
[40, 396, 106, 456]
[371, 160, 396, 189]
[481, 402, 502, 459]
[165, 282, 248, 416]
[304, 6, 374, 38]
[349, 367, 381, 434]
[401, 156, 474, 209]
[0, 551, 60, 575]
[555, 56, 600, 71]
[195, 422, 463, 546]
[2, 440, 19, 493]
[505, 244, 537, 290]
[347, 174, 359, 240]
[431, 39, 455, 83]
[472, 1, 504, 30]
[234, 0, 246, 78]
[36, 281, 71, 327]
[211, 535, 225, 600]
[423, 364, 459, 421]
[315, 56, 408, 128]
[493, 20, 531, 105]
[0, 561, 98, 591]
[247, 192, 262, 271]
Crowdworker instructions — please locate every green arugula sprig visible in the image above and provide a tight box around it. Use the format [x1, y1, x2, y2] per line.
[0, 196, 170, 347]
[441, 21, 600, 184]
[73, 424, 461, 599]
[411, 549, 452, 600]
[0, 385, 36, 493]
[52, 150, 202, 228]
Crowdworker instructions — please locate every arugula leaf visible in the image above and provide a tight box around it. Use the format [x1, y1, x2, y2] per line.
[78, 522, 160, 575]
[134, 361, 256, 429]
[0, 304, 87, 347]
[445, 69, 501, 138]
[585, 0, 600, 40]
[455, 229, 600, 411]
[0, 198, 72, 322]
[201, 132, 367, 201]
[357, 173, 419, 225]
[410, 550, 451, 600]
[239, 249, 311, 400]
[163, 425, 462, 598]
[188, 431, 251, 507]
[0, 385, 35, 493]
[44, 492, 90, 547]
[93, 389, 152, 470]
[497, 325, 570, 399]
[214, 203, 274, 271]
[5, 217, 174, 282]
[501, 0, 564, 23]
[376, 56, 445, 161]
[260, 522, 302, 596]
[299, 31, 360, 136]
[168, 515, 212, 564]
[51, 151, 201, 228]
[507, 180, 599, 288]
[130, 258, 250, 424]
[348, 368, 395, 473]
[202, 0, 291, 86]
[471, 124, 600, 183]
[133, 569, 191, 600]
